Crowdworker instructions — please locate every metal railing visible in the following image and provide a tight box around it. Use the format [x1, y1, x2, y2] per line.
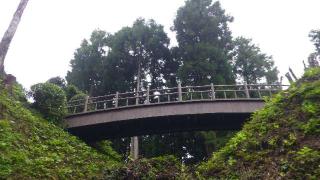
[67, 83, 289, 114]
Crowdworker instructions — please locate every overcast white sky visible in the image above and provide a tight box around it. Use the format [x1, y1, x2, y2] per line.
[1, 0, 320, 89]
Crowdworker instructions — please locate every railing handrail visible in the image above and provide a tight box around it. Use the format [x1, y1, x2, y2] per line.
[67, 83, 288, 114]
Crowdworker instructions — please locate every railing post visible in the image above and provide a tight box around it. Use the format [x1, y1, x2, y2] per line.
[115, 92, 119, 107]
[146, 86, 150, 104]
[210, 83, 215, 99]
[178, 82, 182, 101]
[244, 82, 250, 98]
[84, 95, 89, 112]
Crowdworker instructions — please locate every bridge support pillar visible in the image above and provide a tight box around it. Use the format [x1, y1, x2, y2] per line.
[130, 136, 139, 160]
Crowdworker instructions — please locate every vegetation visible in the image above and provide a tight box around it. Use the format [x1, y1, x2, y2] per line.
[197, 67, 320, 179]
[173, 0, 234, 85]
[232, 37, 278, 84]
[308, 30, 320, 67]
[29, 82, 67, 123]
[0, 84, 121, 179]
[109, 155, 188, 179]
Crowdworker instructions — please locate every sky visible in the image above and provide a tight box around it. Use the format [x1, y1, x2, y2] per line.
[1, 0, 320, 89]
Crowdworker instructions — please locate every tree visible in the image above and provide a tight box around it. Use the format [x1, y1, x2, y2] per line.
[232, 37, 279, 84]
[66, 19, 174, 157]
[0, 0, 29, 76]
[103, 19, 173, 159]
[104, 18, 172, 92]
[30, 82, 67, 123]
[66, 30, 109, 96]
[309, 30, 320, 53]
[47, 76, 67, 89]
[308, 30, 320, 67]
[173, 0, 234, 85]
[149, 0, 237, 164]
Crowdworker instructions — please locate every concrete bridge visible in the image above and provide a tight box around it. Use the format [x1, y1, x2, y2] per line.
[64, 83, 287, 141]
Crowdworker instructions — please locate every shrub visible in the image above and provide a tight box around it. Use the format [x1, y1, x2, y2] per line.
[64, 84, 83, 101]
[29, 83, 67, 123]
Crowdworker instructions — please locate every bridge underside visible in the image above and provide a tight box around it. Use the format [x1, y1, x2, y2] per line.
[67, 112, 251, 142]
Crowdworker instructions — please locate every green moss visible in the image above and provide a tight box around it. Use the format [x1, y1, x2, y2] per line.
[198, 68, 320, 179]
[0, 86, 121, 179]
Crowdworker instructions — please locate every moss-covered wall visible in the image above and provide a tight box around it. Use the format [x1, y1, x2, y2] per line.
[197, 68, 320, 179]
[0, 85, 121, 179]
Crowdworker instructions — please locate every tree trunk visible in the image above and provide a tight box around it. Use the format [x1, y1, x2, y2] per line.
[0, 0, 29, 75]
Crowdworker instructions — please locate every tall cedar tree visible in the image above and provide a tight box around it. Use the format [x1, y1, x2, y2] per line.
[139, 0, 237, 164]
[173, 0, 234, 85]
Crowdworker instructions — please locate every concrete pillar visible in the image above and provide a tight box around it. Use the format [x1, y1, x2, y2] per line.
[130, 136, 139, 160]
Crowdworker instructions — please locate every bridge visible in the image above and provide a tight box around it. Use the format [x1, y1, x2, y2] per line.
[64, 83, 287, 142]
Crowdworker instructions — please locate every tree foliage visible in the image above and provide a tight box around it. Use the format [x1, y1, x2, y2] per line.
[104, 18, 173, 91]
[173, 0, 234, 85]
[66, 30, 109, 96]
[309, 30, 320, 53]
[232, 37, 279, 84]
[66, 19, 174, 95]
[141, 0, 237, 164]
[308, 30, 320, 68]
[47, 76, 67, 89]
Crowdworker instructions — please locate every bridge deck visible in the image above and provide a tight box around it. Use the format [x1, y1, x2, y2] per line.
[64, 83, 287, 141]
[65, 100, 264, 141]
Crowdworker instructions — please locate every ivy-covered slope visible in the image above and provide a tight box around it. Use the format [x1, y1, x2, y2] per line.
[198, 68, 320, 179]
[0, 85, 120, 179]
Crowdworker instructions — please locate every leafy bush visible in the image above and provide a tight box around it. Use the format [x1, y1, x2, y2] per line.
[68, 92, 87, 113]
[64, 84, 84, 101]
[29, 82, 67, 123]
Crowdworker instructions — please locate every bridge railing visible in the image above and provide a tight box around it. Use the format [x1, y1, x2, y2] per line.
[67, 83, 289, 114]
